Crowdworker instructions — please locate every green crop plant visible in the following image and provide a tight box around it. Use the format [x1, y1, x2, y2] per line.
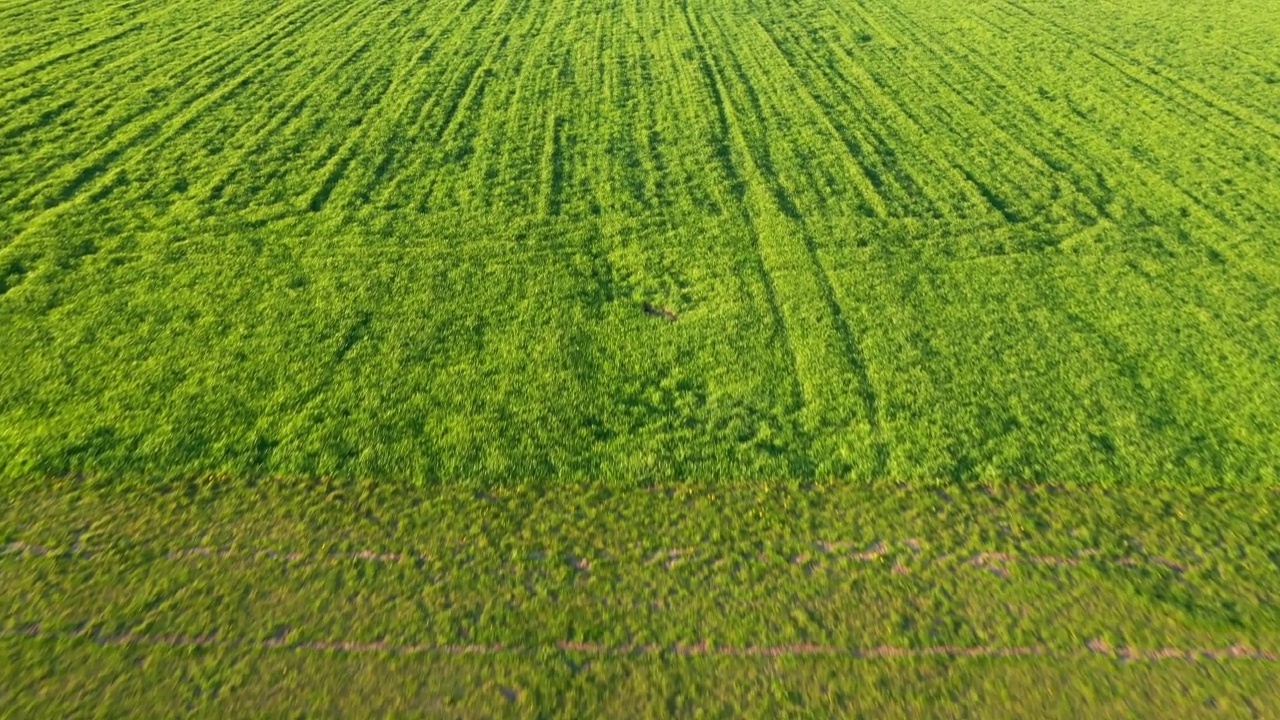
[3, 0, 1278, 485]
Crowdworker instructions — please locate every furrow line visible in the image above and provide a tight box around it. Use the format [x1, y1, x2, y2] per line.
[1, 538, 1203, 576]
[301, 0, 485, 210]
[811, 1, 995, 218]
[761, 5, 943, 218]
[9, 0, 356, 215]
[858, 2, 1063, 226]
[925, 3, 1263, 231]
[674, 0, 804, 415]
[375, 0, 525, 210]
[1, 626, 1275, 662]
[488, 0, 575, 216]
[968, 4, 1280, 226]
[9, 0, 374, 236]
[744, 15, 890, 218]
[0, 0, 306, 94]
[303, 8, 438, 215]
[293, 1, 473, 213]
[686, 5, 884, 472]
[441, 0, 561, 213]
[190, 37, 385, 207]
[999, 0, 1280, 143]
[0, 18, 211, 134]
[0, 23, 145, 87]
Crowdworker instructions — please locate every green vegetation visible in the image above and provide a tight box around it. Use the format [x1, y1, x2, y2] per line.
[2, 0, 1279, 484]
[3, 0, 1280, 713]
[4, 479, 1280, 715]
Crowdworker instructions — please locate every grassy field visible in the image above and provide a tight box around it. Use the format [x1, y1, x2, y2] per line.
[2, 0, 1280, 714]
[5, 479, 1280, 716]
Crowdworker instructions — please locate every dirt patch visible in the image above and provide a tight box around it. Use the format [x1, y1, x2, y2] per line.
[8, 537, 1201, 578]
[168, 547, 228, 560]
[1152, 556, 1187, 573]
[853, 541, 889, 561]
[642, 302, 677, 322]
[969, 552, 1014, 578]
[1087, 638, 1277, 662]
[649, 548, 690, 569]
[1028, 555, 1081, 568]
[355, 550, 405, 563]
[4, 541, 54, 557]
[3, 627, 1275, 662]
[262, 550, 306, 562]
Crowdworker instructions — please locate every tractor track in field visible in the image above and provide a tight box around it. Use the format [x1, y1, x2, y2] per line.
[682, 3, 886, 468]
[4, 0, 373, 236]
[995, 0, 1280, 145]
[0, 538, 1200, 577]
[1, 624, 1275, 662]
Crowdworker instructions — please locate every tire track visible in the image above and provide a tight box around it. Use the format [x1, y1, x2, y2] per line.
[0, 0, 224, 95]
[372, 0, 526, 211]
[0, 23, 145, 87]
[0, 537, 1205, 577]
[263, 0, 481, 212]
[802, 1, 997, 220]
[468, 0, 567, 213]
[968, 0, 1278, 229]
[979, 0, 1280, 222]
[1, 626, 1274, 662]
[188, 37, 385, 208]
[0, 19, 202, 137]
[539, 113, 566, 217]
[999, 0, 1280, 143]
[417, 0, 548, 214]
[938, 0, 1277, 233]
[673, 1, 804, 417]
[5, 0, 379, 234]
[152, 0, 434, 199]
[756, 5, 944, 219]
[291, 2, 458, 214]
[8, 0, 357, 225]
[691, 4, 885, 472]
[861, 0, 1251, 241]
[0, 19, 230, 214]
[417, 0, 558, 212]
[851, 1, 1062, 228]
[742, 15, 893, 218]
[650, 0, 738, 218]
[486, 0, 575, 216]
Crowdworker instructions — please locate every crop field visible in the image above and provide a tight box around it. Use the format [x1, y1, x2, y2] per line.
[2, 0, 1280, 714]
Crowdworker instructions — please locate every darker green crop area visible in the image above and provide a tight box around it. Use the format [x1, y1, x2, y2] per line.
[4, 479, 1280, 716]
[2, 0, 1279, 485]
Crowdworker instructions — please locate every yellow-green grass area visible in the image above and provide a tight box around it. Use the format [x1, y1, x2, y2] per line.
[3, 479, 1280, 716]
[2, 0, 1279, 484]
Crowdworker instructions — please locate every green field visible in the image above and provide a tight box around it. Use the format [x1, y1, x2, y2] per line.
[3, 0, 1280, 714]
[6, 480, 1280, 715]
